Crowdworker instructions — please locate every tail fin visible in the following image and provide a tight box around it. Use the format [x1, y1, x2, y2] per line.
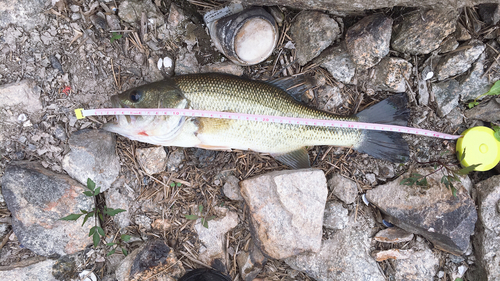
[354, 94, 410, 163]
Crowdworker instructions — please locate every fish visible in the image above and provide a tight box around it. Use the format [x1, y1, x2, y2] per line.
[103, 73, 409, 168]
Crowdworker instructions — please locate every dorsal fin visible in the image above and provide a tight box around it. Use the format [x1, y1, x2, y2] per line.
[266, 75, 311, 102]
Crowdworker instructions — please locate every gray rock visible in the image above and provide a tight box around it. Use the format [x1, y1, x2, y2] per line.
[240, 169, 328, 259]
[195, 207, 239, 265]
[239, 0, 496, 13]
[374, 227, 414, 243]
[392, 9, 457, 55]
[438, 35, 459, 54]
[106, 178, 135, 229]
[1, 162, 93, 256]
[458, 54, 492, 102]
[371, 57, 412, 92]
[432, 79, 461, 117]
[136, 147, 167, 175]
[328, 174, 358, 204]
[366, 168, 476, 256]
[474, 176, 500, 280]
[315, 44, 356, 84]
[435, 40, 485, 81]
[346, 14, 393, 69]
[200, 62, 245, 76]
[134, 214, 152, 231]
[237, 242, 267, 281]
[323, 200, 349, 230]
[455, 23, 472, 41]
[0, 0, 47, 30]
[0, 80, 43, 127]
[392, 237, 440, 280]
[316, 85, 345, 113]
[478, 3, 500, 25]
[290, 11, 340, 66]
[62, 129, 120, 193]
[175, 51, 199, 75]
[223, 175, 244, 201]
[285, 212, 384, 281]
[166, 148, 185, 171]
[372, 249, 413, 261]
[465, 98, 500, 122]
[116, 240, 185, 280]
[0, 259, 57, 281]
[53, 125, 67, 142]
[117, 0, 164, 27]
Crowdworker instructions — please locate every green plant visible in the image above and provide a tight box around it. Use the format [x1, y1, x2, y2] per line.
[493, 125, 500, 142]
[468, 80, 500, 108]
[170, 182, 182, 188]
[401, 151, 480, 197]
[60, 179, 126, 253]
[185, 204, 216, 228]
[110, 32, 123, 43]
[106, 233, 131, 256]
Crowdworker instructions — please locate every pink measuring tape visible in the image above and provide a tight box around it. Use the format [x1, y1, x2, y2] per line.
[74, 107, 461, 140]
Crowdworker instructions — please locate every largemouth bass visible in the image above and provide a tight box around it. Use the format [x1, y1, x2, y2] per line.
[104, 73, 409, 168]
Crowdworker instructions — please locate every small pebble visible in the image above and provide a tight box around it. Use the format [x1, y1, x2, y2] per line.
[17, 113, 27, 122]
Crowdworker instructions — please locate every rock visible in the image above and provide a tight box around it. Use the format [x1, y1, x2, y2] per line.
[62, 129, 120, 193]
[432, 79, 461, 117]
[465, 98, 500, 122]
[455, 23, 472, 41]
[285, 211, 384, 281]
[175, 51, 199, 75]
[1, 162, 93, 256]
[366, 167, 476, 256]
[116, 240, 185, 281]
[52, 255, 78, 281]
[195, 207, 239, 265]
[374, 227, 414, 243]
[0, 80, 43, 129]
[328, 174, 358, 204]
[391, 237, 440, 280]
[478, 3, 500, 25]
[435, 40, 485, 81]
[240, 169, 327, 259]
[0, 259, 57, 281]
[222, 175, 244, 201]
[0, 0, 47, 30]
[136, 147, 167, 175]
[167, 3, 187, 28]
[345, 14, 393, 69]
[315, 44, 356, 84]
[166, 148, 185, 171]
[323, 200, 349, 230]
[134, 214, 152, 231]
[200, 62, 245, 76]
[117, 0, 164, 27]
[371, 57, 412, 92]
[237, 242, 267, 281]
[391, 9, 457, 55]
[239, 0, 495, 13]
[438, 35, 459, 54]
[106, 177, 135, 229]
[458, 53, 492, 102]
[373, 249, 413, 261]
[316, 85, 345, 113]
[290, 11, 340, 66]
[472, 175, 500, 280]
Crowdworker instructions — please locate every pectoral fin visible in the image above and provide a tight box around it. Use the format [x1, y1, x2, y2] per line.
[272, 147, 311, 169]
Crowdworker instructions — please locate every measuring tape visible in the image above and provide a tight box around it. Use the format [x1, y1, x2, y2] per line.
[74, 108, 500, 171]
[75, 107, 460, 139]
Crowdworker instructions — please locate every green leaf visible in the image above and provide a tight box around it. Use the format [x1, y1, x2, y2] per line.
[170, 182, 175, 187]
[60, 213, 83, 221]
[89, 226, 96, 236]
[400, 177, 417, 186]
[106, 242, 117, 246]
[416, 177, 428, 186]
[87, 178, 96, 191]
[185, 214, 198, 220]
[455, 277, 463, 281]
[202, 218, 209, 229]
[493, 126, 500, 142]
[83, 191, 94, 197]
[107, 248, 116, 256]
[93, 232, 100, 247]
[121, 247, 128, 256]
[121, 235, 131, 242]
[94, 186, 101, 196]
[452, 187, 457, 197]
[198, 205, 203, 214]
[457, 163, 482, 175]
[98, 212, 104, 221]
[468, 101, 479, 108]
[104, 208, 126, 216]
[110, 32, 123, 43]
[97, 226, 105, 236]
[80, 209, 88, 214]
[205, 215, 216, 222]
[485, 80, 500, 96]
[82, 212, 93, 226]
[176, 182, 181, 187]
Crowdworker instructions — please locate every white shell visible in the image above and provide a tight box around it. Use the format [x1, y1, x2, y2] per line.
[79, 270, 97, 281]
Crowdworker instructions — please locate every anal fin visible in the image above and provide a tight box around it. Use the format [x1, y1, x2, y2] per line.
[272, 147, 311, 169]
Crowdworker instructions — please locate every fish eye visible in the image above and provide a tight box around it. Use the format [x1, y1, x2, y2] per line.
[129, 90, 142, 103]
